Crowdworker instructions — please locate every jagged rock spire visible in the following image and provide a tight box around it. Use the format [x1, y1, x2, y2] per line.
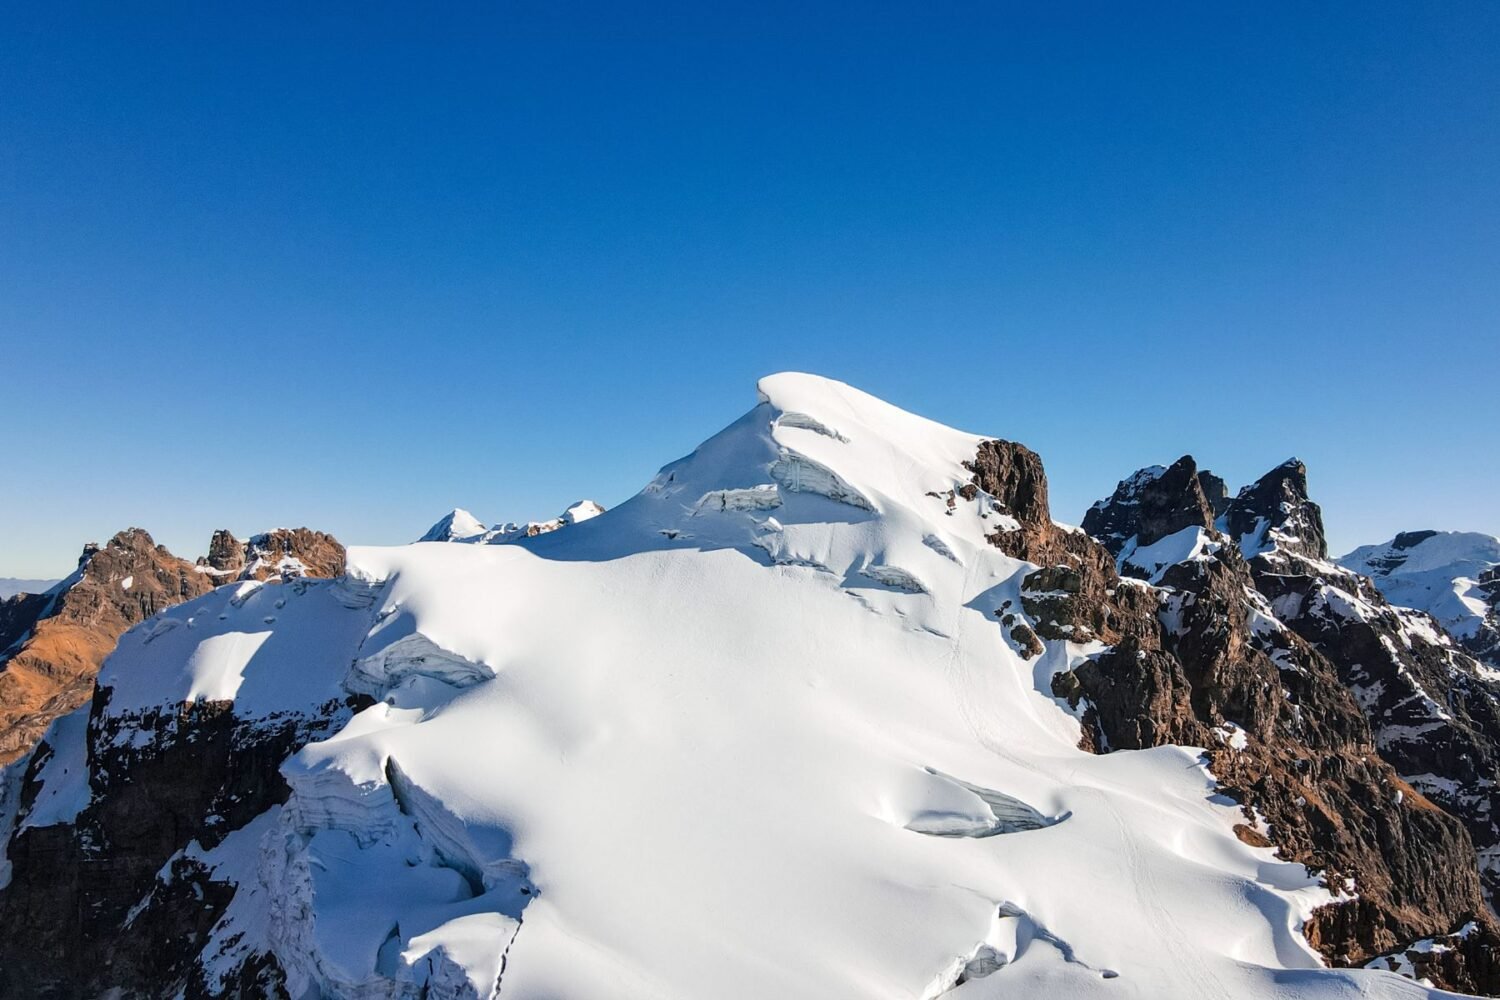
[1082, 455, 1217, 556]
[1224, 458, 1327, 560]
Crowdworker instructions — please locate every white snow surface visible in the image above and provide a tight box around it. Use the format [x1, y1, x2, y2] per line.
[1340, 531, 1500, 643]
[17, 706, 92, 830]
[1118, 525, 1220, 584]
[420, 508, 489, 543]
[85, 373, 1456, 999]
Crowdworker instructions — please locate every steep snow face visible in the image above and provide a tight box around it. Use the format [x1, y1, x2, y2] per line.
[1340, 531, 1500, 656]
[61, 373, 1451, 999]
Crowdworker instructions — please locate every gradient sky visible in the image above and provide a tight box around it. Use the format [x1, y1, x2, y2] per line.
[3, 2, 1497, 578]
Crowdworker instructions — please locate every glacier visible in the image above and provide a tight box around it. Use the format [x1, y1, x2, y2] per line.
[12, 372, 1468, 999]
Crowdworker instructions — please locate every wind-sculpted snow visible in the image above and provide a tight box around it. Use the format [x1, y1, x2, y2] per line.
[770, 451, 875, 510]
[269, 747, 533, 998]
[0, 373, 1475, 998]
[258, 374, 1420, 999]
[897, 767, 1062, 837]
[346, 632, 496, 699]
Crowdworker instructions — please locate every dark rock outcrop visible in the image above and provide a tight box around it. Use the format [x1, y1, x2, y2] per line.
[1081, 455, 1217, 554]
[198, 527, 346, 582]
[1482, 568, 1500, 665]
[0, 685, 359, 997]
[1037, 447, 1500, 992]
[1223, 458, 1328, 560]
[203, 528, 247, 575]
[1197, 469, 1231, 517]
[966, 440, 1161, 646]
[1242, 531, 1500, 912]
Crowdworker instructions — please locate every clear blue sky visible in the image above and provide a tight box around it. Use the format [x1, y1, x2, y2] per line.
[3, 2, 1497, 578]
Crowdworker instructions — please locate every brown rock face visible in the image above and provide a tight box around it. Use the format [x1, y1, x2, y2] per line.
[0, 526, 347, 767]
[197, 527, 345, 582]
[241, 528, 346, 581]
[964, 439, 1050, 528]
[966, 439, 1159, 646]
[202, 528, 246, 575]
[982, 441, 1500, 994]
[0, 530, 214, 766]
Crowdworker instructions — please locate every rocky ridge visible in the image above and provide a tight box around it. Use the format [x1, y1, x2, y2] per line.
[0, 527, 345, 768]
[1072, 453, 1500, 989]
[0, 530, 215, 766]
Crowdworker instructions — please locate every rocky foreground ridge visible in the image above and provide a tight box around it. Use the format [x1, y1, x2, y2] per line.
[0, 374, 1497, 999]
[1067, 455, 1500, 989]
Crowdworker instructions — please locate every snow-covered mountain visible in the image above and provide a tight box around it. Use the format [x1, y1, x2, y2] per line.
[419, 500, 606, 545]
[418, 508, 489, 543]
[2, 374, 1498, 999]
[1339, 532, 1500, 670]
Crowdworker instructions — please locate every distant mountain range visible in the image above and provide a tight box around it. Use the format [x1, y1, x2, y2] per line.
[0, 579, 58, 600]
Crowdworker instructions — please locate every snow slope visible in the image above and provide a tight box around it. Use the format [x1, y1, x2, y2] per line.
[1340, 532, 1500, 646]
[89, 373, 1457, 999]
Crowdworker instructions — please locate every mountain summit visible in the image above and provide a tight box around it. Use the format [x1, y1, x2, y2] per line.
[1, 374, 1497, 999]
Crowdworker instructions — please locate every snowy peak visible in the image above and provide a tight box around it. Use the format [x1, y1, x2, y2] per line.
[638, 371, 988, 550]
[421, 501, 608, 545]
[1343, 530, 1500, 580]
[8, 373, 1500, 999]
[1339, 530, 1500, 667]
[418, 507, 488, 543]
[753, 372, 989, 511]
[1224, 458, 1328, 561]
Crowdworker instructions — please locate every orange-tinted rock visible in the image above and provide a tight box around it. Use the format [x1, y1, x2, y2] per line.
[0, 526, 346, 766]
[0, 529, 212, 765]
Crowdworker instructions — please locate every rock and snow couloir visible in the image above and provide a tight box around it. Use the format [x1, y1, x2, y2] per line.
[1, 373, 1497, 999]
